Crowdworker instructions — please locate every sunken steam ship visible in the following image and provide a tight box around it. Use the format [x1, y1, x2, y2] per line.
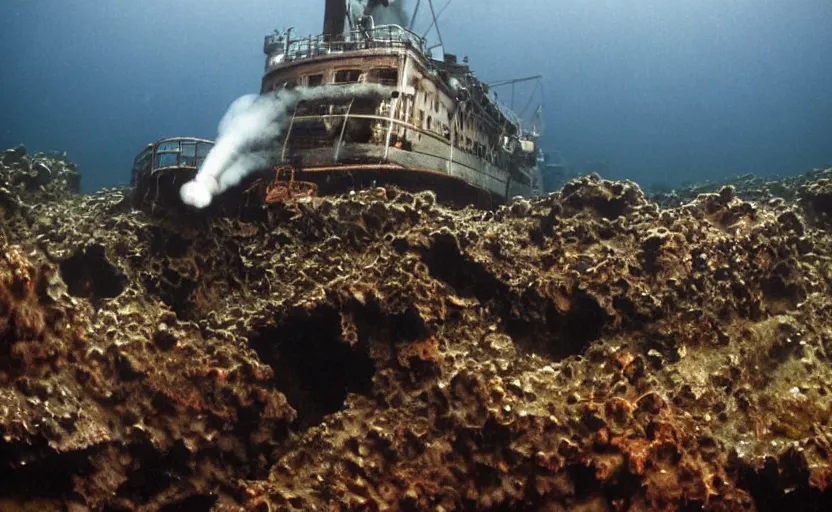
[131, 0, 545, 210]
[264, 0, 544, 203]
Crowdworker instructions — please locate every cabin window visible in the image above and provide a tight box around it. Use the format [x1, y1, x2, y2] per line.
[196, 142, 212, 168]
[133, 147, 153, 174]
[196, 144, 212, 168]
[135, 147, 152, 165]
[307, 74, 324, 86]
[136, 147, 152, 163]
[368, 68, 398, 85]
[335, 69, 361, 83]
[157, 141, 179, 152]
[426, 116, 432, 131]
[180, 142, 196, 166]
[154, 152, 178, 169]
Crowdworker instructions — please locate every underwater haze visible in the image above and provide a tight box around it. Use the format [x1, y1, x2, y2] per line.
[1, 0, 831, 193]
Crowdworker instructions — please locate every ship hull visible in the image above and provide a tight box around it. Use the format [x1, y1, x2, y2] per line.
[272, 141, 537, 207]
[278, 140, 536, 200]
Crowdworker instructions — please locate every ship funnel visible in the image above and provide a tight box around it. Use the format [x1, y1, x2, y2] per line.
[323, 0, 346, 40]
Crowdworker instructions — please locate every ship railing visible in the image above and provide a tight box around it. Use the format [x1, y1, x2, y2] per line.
[489, 94, 524, 133]
[266, 25, 425, 71]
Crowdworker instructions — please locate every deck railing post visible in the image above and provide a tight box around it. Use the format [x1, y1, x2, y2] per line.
[383, 95, 399, 159]
[281, 107, 298, 163]
[448, 109, 456, 175]
[334, 98, 356, 162]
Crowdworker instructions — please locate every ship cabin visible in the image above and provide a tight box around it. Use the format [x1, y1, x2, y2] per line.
[130, 137, 215, 209]
[260, 20, 541, 203]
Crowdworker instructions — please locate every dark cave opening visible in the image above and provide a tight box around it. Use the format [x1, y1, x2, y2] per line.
[157, 493, 218, 512]
[248, 304, 375, 431]
[542, 290, 609, 359]
[148, 227, 193, 259]
[734, 449, 832, 512]
[420, 232, 606, 360]
[108, 439, 193, 507]
[0, 439, 92, 501]
[59, 244, 126, 306]
[420, 231, 509, 302]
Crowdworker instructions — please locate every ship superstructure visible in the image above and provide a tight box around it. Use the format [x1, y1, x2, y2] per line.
[130, 1, 546, 212]
[261, 0, 544, 204]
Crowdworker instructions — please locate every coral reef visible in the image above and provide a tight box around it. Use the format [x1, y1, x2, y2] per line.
[1, 149, 831, 511]
[0, 145, 81, 200]
[648, 168, 832, 214]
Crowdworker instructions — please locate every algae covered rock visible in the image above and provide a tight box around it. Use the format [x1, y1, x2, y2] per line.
[0, 144, 81, 200]
[1, 145, 832, 510]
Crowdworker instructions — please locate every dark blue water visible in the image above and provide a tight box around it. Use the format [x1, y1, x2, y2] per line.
[2, 0, 831, 193]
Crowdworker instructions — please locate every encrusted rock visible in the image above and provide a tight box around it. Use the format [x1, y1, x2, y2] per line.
[0, 147, 831, 510]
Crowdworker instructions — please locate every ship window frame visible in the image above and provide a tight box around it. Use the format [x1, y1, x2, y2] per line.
[180, 142, 196, 158]
[368, 67, 399, 86]
[134, 146, 153, 167]
[157, 141, 180, 152]
[307, 74, 324, 87]
[154, 152, 178, 169]
[334, 69, 362, 84]
[196, 142, 212, 158]
[133, 146, 153, 175]
[180, 142, 197, 167]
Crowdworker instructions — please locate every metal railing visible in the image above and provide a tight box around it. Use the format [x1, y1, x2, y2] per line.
[265, 24, 425, 72]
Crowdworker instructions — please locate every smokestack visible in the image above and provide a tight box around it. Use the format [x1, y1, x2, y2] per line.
[323, 0, 346, 40]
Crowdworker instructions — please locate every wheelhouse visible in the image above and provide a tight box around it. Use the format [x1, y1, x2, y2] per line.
[130, 137, 215, 211]
[132, 137, 214, 177]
